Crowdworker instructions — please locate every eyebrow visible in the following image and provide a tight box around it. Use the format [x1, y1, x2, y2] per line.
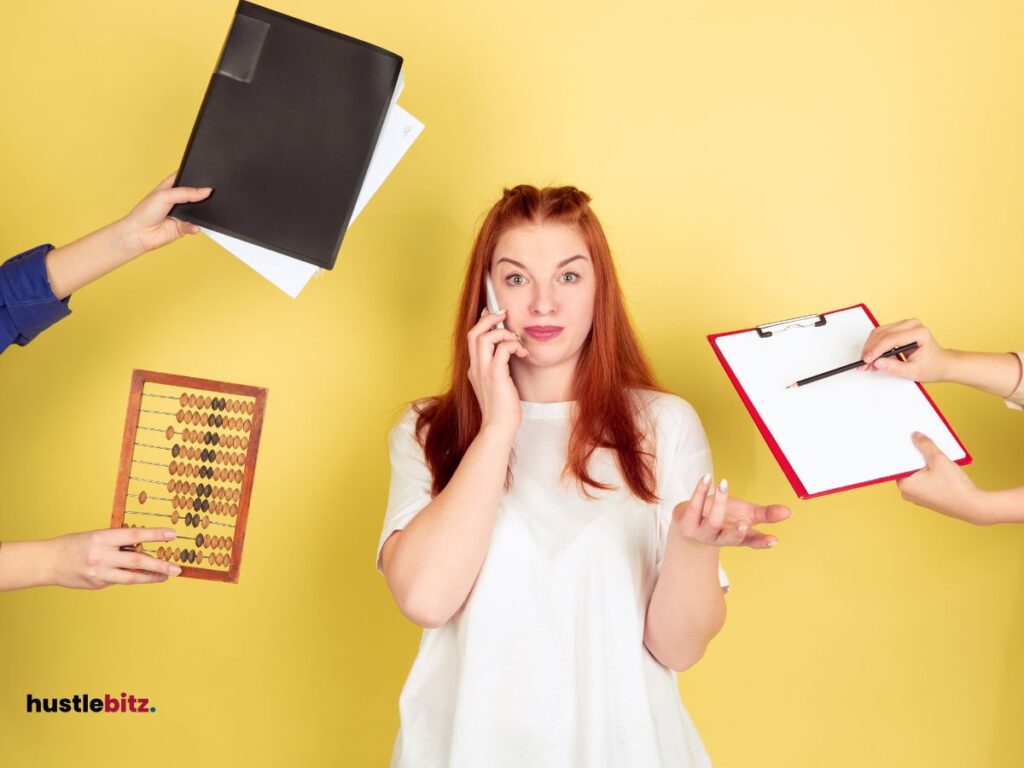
[495, 254, 589, 270]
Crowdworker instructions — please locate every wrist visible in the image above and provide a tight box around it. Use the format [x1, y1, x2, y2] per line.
[667, 526, 720, 563]
[108, 218, 146, 264]
[940, 349, 969, 385]
[477, 421, 518, 448]
[36, 538, 63, 588]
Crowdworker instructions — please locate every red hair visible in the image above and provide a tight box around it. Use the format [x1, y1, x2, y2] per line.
[414, 185, 665, 503]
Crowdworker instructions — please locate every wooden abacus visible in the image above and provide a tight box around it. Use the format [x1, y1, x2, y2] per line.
[110, 370, 268, 583]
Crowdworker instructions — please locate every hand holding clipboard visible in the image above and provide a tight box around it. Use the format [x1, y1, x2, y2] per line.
[857, 317, 1024, 525]
[708, 305, 971, 499]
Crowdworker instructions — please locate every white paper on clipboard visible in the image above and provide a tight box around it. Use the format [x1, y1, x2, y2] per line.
[711, 305, 969, 497]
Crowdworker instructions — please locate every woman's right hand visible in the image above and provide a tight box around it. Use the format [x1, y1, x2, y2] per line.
[859, 318, 952, 383]
[467, 308, 529, 437]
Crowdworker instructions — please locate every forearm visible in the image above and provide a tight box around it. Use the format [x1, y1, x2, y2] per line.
[974, 486, 1024, 525]
[942, 350, 1022, 399]
[0, 540, 56, 592]
[44, 219, 142, 300]
[384, 426, 515, 627]
[644, 535, 726, 671]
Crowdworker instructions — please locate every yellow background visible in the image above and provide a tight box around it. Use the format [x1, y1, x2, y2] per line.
[2, 1, 1023, 765]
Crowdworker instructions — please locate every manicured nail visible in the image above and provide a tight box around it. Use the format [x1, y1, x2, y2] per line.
[718, 478, 729, 493]
[169, 565, 182, 576]
[701, 472, 712, 486]
[164, 530, 176, 540]
[496, 308, 507, 314]
[912, 431, 923, 440]
[768, 539, 778, 548]
[875, 359, 887, 369]
[738, 524, 749, 535]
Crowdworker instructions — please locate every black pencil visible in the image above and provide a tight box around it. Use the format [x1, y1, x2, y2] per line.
[786, 342, 919, 389]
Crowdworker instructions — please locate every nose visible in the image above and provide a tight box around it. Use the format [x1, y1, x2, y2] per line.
[529, 283, 556, 317]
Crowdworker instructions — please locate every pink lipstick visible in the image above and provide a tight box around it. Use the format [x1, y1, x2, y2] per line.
[524, 326, 563, 342]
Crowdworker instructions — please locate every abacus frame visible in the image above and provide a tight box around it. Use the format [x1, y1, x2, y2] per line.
[109, 369, 268, 583]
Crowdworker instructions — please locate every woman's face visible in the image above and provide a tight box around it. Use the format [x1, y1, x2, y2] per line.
[490, 221, 596, 370]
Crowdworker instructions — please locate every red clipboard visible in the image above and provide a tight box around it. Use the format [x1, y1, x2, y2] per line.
[707, 303, 972, 499]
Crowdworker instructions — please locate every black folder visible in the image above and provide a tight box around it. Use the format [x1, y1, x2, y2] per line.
[171, 1, 403, 270]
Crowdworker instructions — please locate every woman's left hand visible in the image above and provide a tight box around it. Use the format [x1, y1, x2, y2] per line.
[115, 173, 212, 256]
[671, 474, 791, 548]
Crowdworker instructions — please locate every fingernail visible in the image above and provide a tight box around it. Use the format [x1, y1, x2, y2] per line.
[164, 530, 176, 540]
[718, 478, 729, 493]
[701, 472, 712, 486]
[738, 523, 749, 535]
[170, 565, 182, 576]
[768, 539, 778, 547]
[875, 359, 887, 369]
[496, 308, 507, 314]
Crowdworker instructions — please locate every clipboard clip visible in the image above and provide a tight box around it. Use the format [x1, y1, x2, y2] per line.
[755, 313, 827, 338]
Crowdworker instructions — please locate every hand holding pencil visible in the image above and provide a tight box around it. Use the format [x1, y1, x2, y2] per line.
[858, 318, 951, 382]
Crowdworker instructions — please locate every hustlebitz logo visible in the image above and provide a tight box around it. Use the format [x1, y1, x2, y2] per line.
[27, 693, 156, 714]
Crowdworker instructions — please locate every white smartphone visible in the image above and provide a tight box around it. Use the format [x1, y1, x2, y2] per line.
[485, 273, 505, 330]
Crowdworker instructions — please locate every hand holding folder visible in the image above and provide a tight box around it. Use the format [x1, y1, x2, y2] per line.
[172, 1, 407, 272]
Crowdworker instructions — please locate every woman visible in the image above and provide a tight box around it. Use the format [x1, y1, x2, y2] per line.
[377, 185, 790, 767]
[860, 318, 1023, 524]
[0, 173, 210, 591]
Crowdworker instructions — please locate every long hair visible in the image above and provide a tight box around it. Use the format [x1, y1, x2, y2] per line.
[414, 185, 664, 503]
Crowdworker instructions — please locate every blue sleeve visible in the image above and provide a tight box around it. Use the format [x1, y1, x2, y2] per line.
[0, 244, 72, 355]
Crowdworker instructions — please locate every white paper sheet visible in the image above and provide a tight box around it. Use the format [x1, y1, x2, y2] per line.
[201, 83, 423, 298]
[714, 306, 967, 496]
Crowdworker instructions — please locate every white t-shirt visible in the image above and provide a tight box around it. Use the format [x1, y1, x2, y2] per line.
[377, 390, 728, 768]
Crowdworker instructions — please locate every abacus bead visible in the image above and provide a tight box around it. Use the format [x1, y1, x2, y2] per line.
[180, 393, 188, 407]
[166, 426, 175, 440]
[243, 419, 251, 432]
[171, 511, 179, 526]
[188, 395, 196, 408]
[196, 533, 204, 547]
[212, 433, 220, 446]
[196, 551, 204, 565]
[138, 491, 147, 505]
[171, 445, 180, 458]
[176, 409, 185, 423]
[203, 396, 212, 409]
[202, 515, 210, 529]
